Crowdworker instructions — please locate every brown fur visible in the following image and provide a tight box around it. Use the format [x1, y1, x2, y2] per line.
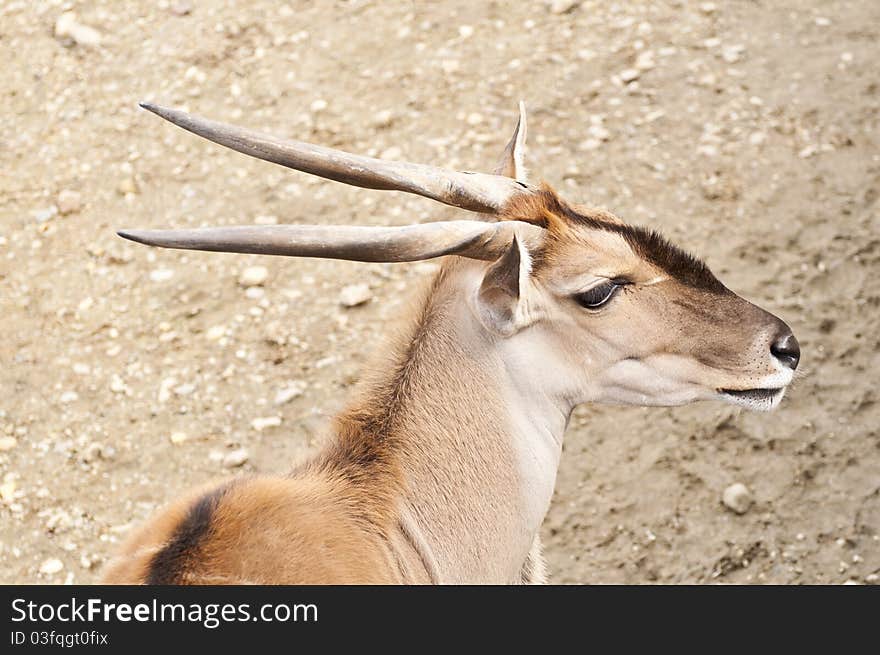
[104, 185, 790, 585]
[502, 185, 724, 292]
[104, 263, 499, 584]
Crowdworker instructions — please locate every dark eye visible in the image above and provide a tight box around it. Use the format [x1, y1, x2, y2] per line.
[574, 280, 624, 309]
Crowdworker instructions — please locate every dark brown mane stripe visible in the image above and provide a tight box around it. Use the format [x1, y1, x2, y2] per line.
[145, 484, 230, 584]
[504, 187, 726, 293]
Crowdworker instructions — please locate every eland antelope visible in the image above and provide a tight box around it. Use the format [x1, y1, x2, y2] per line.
[103, 102, 800, 584]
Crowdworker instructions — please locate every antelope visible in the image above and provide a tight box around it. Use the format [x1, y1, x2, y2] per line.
[102, 101, 800, 584]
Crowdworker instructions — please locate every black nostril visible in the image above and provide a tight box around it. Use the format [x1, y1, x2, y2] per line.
[771, 332, 800, 370]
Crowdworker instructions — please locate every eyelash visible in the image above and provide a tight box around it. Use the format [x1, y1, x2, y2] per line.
[573, 279, 630, 309]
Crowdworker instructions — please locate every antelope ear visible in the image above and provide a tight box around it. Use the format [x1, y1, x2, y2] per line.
[476, 235, 533, 336]
[494, 101, 528, 182]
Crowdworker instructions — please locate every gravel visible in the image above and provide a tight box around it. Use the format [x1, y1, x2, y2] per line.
[722, 483, 754, 515]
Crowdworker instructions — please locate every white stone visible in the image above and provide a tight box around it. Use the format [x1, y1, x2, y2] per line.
[157, 377, 176, 403]
[550, 0, 579, 14]
[372, 110, 395, 128]
[619, 68, 640, 83]
[60, 391, 79, 404]
[169, 432, 188, 445]
[251, 416, 282, 431]
[440, 59, 460, 74]
[339, 283, 372, 307]
[722, 483, 753, 514]
[150, 268, 174, 282]
[173, 383, 195, 396]
[57, 190, 82, 215]
[635, 51, 655, 71]
[239, 266, 268, 287]
[0, 436, 17, 451]
[0, 479, 16, 503]
[33, 206, 58, 223]
[274, 382, 306, 405]
[222, 449, 249, 468]
[722, 44, 745, 64]
[109, 375, 128, 394]
[40, 558, 64, 575]
[55, 12, 102, 47]
[588, 124, 611, 141]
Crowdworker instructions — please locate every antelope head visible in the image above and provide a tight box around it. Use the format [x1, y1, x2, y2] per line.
[122, 102, 799, 413]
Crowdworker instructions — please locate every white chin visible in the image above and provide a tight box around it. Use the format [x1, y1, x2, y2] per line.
[719, 387, 786, 411]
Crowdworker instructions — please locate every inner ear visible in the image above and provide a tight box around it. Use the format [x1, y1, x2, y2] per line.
[476, 236, 532, 336]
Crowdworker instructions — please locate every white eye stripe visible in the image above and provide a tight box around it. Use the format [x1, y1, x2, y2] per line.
[642, 275, 668, 287]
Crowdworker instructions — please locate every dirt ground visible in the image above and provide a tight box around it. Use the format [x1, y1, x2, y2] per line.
[1, 0, 878, 584]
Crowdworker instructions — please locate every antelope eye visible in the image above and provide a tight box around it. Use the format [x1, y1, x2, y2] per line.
[574, 280, 625, 309]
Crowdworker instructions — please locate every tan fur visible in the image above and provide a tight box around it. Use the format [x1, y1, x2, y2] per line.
[105, 113, 798, 585]
[104, 262, 523, 584]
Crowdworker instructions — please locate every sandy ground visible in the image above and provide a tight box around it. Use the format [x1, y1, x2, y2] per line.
[1, 0, 878, 584]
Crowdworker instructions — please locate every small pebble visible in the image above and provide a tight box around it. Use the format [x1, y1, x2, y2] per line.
[0, 436, 17, 451]
[749, 132, 767, 146]
[109, 375, 127, 394]
[274, 382, 306, 406]
[619, 68, 640, 83]
[588, 124, 611, 141]
[722, 44, 745, 64]
[157, 377, 176, 403]
[0, 479, 16, 503]
[57, 190, 82, 215]
[635, 50, 655, 71]
[171, 1, 193, 15]
[40, 558, 64, 575]
[239, 266, 269, 287]
[118, 177, 138, 195]
[372, 110, 395, 129]
[222, 448, 250, 468]
[251, 416, 282, 431]
[440, 59, 460, 74]
[722, 483, 753, 514]
[550, 0, 579, 14]
[55, 12, 102, 47]
[150, 268, 174, 282]
[339, 283, 372, 307]
[173, 383, 195, 397]
[60, 391, 79, 404]
[169, 432, 188, 445]
[33, 206, 58, 223]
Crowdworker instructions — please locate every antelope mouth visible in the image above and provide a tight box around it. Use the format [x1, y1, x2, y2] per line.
[719, 387, 785, 410]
